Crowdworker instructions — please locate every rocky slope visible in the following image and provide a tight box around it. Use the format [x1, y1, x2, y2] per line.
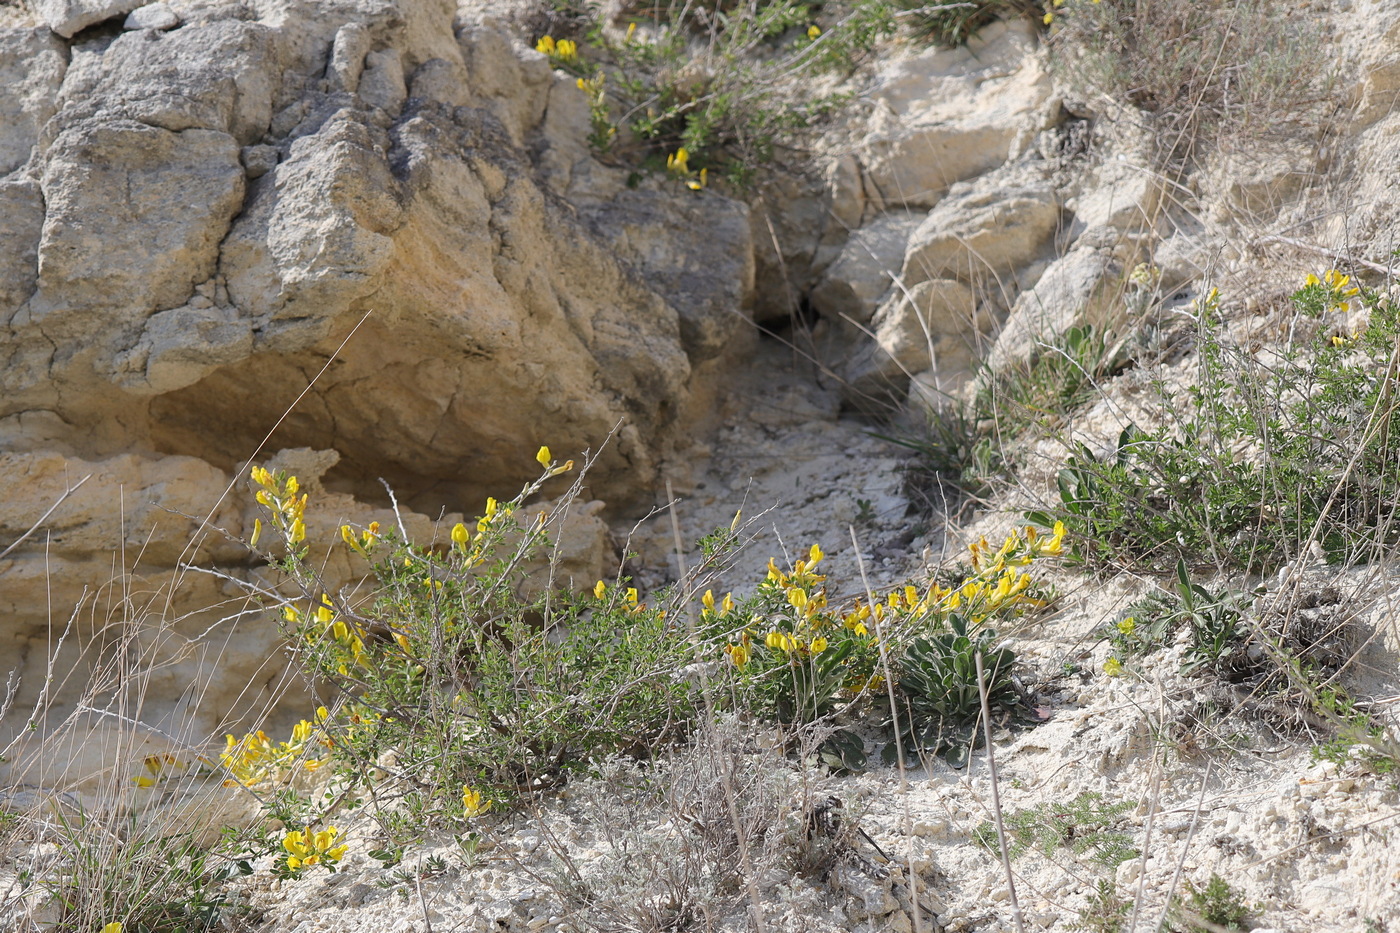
[3, 0, 1400, 929]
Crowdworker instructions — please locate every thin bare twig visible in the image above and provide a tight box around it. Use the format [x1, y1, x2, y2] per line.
[1253, 235, 1400, 277]
[975, 650, 1026, 933]
[0, 473, 92, 562]
[850, 525, 924, 933]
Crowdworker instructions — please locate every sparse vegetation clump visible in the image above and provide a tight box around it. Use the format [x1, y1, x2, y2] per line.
[975, 791, 1137, 868]
[1032, 274, 1400, 575]
[1046, 0, 1338, 167]
[33, 444, 1058, 927]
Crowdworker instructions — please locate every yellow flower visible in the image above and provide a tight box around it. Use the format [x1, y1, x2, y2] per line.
[593, 579, 607, 599]
[283, 825, 346, 871]
[721, 592, 735, 612]
[666, 147, 690, 176]
[702, 589, 716, 612]
[686, 167, 708, 191]
[462, 785, 492, 817]
[808, 544, 824, 566]
[535, 35, 556, 55]
[766, 557, 785, 583]
[1323, 269, 1357, 296]
[536, 446, 551, 466]
[626, 22, 636, 41]
[1103, 657, 1124, 677]
[810, 636, 828, 654]
[250, 517, 263, 548]
[102, 925, 124, 933]
[724, 641, 751, 668]
[451, 522, 470, 550]
[290, 518, 306, 545]
[626, 587, 639, 606]
[1117, 617, 1136, 635]
[807, 24, 821, 40]
[765, 631, 797, 652]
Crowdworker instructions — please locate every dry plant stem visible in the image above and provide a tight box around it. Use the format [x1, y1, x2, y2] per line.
[1128, 726, 1167, 933]
[974, 649, 1026, 933]
[173, 309, 374, 576]
[668, 481, 768, 933]
[1157, 760, 1214, 932]
[849, 524, 924, 933]
[0, 473, 92, 561]
[415, 857, 436, 933]
[1253, 234, 1400, 277]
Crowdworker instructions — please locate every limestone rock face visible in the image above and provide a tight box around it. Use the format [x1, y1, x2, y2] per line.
[989, 246, 1116, 369]
[0, 0, 752, 772]
[902, 165, 1060, 288]
[810, 210, 921, 326]
[842, 278, 985, 409]
[0, 27, 67, 176]
[857, 19, 1052, 210]
[581, 188, 755, 363]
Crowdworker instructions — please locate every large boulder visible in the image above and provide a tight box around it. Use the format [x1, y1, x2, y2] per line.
[810, 210, 921, 326]
[841, 278, 986, 411]
[0, 0, 753, 780]
[856, 18, 1054, 210]
[901, 163, 1061, 288]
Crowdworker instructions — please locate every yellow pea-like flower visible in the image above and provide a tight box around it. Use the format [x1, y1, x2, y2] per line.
[593, 579, 607, 599]
[462, 785, 492, 817]
[536, 446, 551, 466]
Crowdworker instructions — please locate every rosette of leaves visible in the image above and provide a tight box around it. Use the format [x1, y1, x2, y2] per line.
[887, 614, 1020, 767]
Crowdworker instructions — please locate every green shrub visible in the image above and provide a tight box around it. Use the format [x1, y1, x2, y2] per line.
[889, 616, 1019, 767]
[245, 455, 698, 821]
[1032, 275, 1400, 574]
[974, 791, 1137, 868]
[1072, 879, 1133, 933]
[1169, 873, 1256, 932]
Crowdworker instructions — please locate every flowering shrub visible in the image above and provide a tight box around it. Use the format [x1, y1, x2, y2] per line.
[248, 449, 695, 819]
[1034, 271, 1400, 572]
[219, 708, 332, 787]
[530, 3, 896, 186]
[703, 523, 1063, 767]
[278, 825, 348, 875]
